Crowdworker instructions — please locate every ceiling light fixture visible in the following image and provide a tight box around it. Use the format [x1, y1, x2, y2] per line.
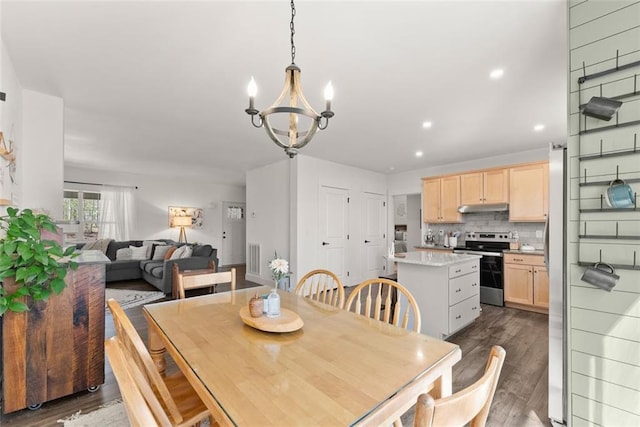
[245, 0, 334, 158]
[416, 151, 424, 157]
[490, 69, 504, 79]
[422, 121, 432, 129]
[534, 124, 545, 131]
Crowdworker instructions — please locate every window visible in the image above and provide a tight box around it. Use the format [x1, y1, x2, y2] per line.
[62, 190, 101, 241]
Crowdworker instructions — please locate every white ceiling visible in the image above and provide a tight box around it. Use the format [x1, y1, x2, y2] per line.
[1, 0, 567, 186]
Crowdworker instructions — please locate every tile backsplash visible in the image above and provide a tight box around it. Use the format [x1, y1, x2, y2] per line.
[423, 211, 545, 249]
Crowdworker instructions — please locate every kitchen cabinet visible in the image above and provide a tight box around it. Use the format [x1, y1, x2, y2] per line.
[422, 175, 461, 223]
[504, 253, 548, 313]
[509, 161, 548, 222]
[460, 168, 509, 205]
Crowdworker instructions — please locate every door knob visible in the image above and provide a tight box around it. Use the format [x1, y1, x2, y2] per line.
[322, 242, 330, 246]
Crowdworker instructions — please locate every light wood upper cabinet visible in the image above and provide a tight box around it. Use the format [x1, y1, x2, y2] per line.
[460, 168, 509, 205]
[422, 176, 461, 223]
[509, 162, 548, 222]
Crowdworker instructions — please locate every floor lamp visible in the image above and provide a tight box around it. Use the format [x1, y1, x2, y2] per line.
[172, 216, 192, 243]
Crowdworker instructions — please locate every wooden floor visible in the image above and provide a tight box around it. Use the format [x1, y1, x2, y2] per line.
[1, 270, 550, 426]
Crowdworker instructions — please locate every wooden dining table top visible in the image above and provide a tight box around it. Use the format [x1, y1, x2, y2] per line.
[143, 286, 461, 426]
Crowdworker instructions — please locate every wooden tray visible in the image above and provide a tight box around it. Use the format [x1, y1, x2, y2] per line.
[239, 306, 304, 333]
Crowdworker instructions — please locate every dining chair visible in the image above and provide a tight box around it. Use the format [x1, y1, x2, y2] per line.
[105, 336, 167, 427]
[173, 264, 236, 299]
[413, 346, 506, 427]
[344, 278, 421, 332]
[294, 269, 345, 309]
[106, 299, 213, 426]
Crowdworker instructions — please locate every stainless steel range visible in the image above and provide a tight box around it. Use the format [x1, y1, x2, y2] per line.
[453, 231, 511, 306]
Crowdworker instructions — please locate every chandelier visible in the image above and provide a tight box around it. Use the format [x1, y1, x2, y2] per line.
[245, 0, 334, 158]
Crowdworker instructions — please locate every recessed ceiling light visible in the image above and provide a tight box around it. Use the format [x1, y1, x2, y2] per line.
[422, 121, 432, 129]
[416, 151, 423, 157]
[534, 124, 545, 132]
[490, 69, 504, 79]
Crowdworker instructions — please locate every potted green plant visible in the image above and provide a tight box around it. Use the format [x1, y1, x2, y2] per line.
[0, 207, 77, 315]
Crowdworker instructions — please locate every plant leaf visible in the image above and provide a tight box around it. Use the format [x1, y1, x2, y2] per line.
[3, 242, 17, 256]
[7, 300, 29, 312]
[50, 278, 66, 294]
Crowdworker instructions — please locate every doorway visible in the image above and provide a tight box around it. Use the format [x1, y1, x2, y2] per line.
[221, 202, 246, 266]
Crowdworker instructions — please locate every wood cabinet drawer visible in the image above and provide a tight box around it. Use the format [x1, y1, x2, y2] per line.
[449, 272, 480, 306]
[448, 261, 479, 279]
[504, 253, 545, 266]
[449, 295, 480, 333]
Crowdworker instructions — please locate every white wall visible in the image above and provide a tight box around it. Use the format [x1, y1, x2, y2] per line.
[65, 166, 245, 258]
[292, 155, 387, 286]
[567, 1, 640, 425]
[387, 147, 548, 196]
[245, 159, 290, 285]
[0, 39, 23, 206]
[406, 194, 421, 250]
[21, 90, 64, 218]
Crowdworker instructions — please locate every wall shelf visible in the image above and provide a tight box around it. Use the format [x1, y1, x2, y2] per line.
[577, 57, 640, 277]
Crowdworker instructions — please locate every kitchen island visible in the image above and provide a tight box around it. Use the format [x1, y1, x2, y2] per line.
[389, 251, 481, 339]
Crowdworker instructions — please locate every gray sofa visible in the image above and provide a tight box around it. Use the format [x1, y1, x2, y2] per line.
[79, 239, 218, 294]
[140, 244, 218, 294]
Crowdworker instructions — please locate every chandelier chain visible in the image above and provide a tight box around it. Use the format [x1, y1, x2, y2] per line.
[290, 0, 296, 64]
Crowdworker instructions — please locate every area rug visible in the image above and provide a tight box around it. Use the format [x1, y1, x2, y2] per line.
[57, 400, 127, 427]
[104, 288, 165, 312]
[57, 400, 212, 426]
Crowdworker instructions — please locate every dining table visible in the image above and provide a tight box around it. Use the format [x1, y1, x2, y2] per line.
[143, 286, 461, 426]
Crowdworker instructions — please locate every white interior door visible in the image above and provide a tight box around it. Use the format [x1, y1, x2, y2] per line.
[363, 192, 386, 279]
[221, 202, 246, 266]
[319, 186, 349, 286]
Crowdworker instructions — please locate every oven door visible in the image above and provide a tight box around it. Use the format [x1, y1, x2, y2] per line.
[454, 250, 504, 306]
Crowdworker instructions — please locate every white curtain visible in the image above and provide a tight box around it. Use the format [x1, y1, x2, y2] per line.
[97, 187, 135, 240]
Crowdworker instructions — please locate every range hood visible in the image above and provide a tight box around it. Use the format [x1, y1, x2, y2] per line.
[458, 203, 509, 213]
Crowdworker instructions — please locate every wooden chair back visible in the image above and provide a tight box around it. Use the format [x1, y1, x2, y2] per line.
[294, 269, 345, 309]
[344, 278, 421, 332]
[106, 299, 185, 424]
[173, 265, 236, 300]
[414, 346, 506, 427]
[105, 336, 171, 427]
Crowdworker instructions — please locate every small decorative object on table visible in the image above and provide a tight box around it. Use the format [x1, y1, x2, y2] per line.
[249, 293, 263, 318]
[267, 252, 291, 318]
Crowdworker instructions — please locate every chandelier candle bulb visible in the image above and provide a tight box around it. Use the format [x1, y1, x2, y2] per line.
[324, 81, 334, 111]
[247, 77, 257, 109]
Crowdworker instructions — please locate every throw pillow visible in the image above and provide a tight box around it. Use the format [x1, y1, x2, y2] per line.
[115, 247, 132, 261]
[130, 245, 149, 261]
[144, 240, 167, 258]
[164, 246, 177, 260]
[170, 245, 187, 260]
[152, 245, 172, 260]
[180, 246, 193, 259]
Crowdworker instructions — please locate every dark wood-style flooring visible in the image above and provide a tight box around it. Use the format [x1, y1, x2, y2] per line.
[1, 268, 550, 426]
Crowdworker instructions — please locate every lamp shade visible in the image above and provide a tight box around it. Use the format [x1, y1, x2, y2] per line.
[172, 216, 192, 227]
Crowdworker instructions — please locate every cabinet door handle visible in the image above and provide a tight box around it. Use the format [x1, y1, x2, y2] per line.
[454, 269, 461, 273]
[472, 265, 478, 269]
[456, 315, 462, 320]
[455, 288, 461, 293]
[513, 258, 524, 262]
[472, 306, 478, 310]
[364, 240, 371, 244]
[322, 242, 330, 246]
[472, 282, 478, 287]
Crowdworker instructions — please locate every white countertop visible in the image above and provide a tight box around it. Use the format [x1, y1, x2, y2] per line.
[71, 249, 111, 264]
[389, 251, 481, 267]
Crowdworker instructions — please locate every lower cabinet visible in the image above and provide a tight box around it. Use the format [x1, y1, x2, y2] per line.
[397, 259, 480, 339]
[504, 253, 548, 313]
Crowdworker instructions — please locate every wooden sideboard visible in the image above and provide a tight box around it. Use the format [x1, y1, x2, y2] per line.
[1, 263, 106, 413]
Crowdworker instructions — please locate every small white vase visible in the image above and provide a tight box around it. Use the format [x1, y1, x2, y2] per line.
[266, 287, 281, 318]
